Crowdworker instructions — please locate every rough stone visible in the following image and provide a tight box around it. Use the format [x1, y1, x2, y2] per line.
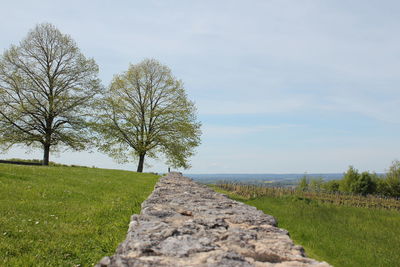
[97, 172, 331, 267]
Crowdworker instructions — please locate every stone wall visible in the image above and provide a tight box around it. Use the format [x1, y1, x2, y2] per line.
[97, 172, 330, 267]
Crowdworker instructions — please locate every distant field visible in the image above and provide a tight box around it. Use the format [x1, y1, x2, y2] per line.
[186, 173, 345, 187]
[0, 164, 159, 266]
[213, 186, 400, 267]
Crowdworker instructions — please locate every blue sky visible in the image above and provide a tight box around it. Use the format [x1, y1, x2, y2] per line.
[1, 0, 399, 173]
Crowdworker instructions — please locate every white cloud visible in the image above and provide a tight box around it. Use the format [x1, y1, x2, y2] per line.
[197, 95, 312, 115]
[321, 94, 400, 124]
[203, 124, 301, 137]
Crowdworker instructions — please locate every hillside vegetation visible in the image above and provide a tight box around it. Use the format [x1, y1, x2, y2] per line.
[214, 186, 400, 267]
[0, 163, 159, 266]
[218, 183, 400, 210]
[298, 161, 400, 197]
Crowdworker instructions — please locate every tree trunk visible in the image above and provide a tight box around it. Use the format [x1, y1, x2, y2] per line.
[137, 153, 145, 173]
[43, 144, 50, 166]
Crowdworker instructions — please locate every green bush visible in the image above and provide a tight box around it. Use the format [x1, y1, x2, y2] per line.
[322, 180, 340, 193]
[297, 175, 309, 192]
[375, 178, 389, 195]
[350, 172, 376, 196]
[296, 176, 324, 192]
[309, 177, 324, 192]
[385, 160, 400, 197]
[340, 166, 359, 192]
[294, 162, 400, 197]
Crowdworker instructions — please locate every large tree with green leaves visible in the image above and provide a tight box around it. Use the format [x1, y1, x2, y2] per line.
[93, 59, 201, 172]
[0, 23, 102, 165]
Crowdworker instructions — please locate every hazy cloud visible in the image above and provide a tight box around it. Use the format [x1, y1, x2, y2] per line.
[1, 0, 399, 173]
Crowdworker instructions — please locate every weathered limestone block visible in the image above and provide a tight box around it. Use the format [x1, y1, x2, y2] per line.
[97, 172, 331, 267]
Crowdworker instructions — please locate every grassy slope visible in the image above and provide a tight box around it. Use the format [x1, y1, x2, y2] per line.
[214, 187, 400, 267]
[0, 164, 159, 266]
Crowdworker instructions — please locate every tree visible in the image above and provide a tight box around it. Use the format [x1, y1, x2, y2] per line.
[385, 160, 400, 197]
[350, 171, 376, 196]
[340, 166, 359, 192]
[93, 59, 201, 172]
[0, 23, 101, 165]
[297, 175, 309, 192]
[309, 177, 324, 192]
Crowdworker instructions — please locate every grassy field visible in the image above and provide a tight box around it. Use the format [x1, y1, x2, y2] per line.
[217, 183, 400, 210]
[213, 187, 400, 267]
[0, 163, 159, 266]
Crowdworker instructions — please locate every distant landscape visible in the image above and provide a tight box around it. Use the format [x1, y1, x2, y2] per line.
[187, 173, 346, 186]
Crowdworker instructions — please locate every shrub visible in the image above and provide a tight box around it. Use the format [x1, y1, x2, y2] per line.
[350, 171, 376, 196]
[323, 180, 340, 193]
[340, 166, 359, 192]
[309, 177, 324, 192]
[385, 160, 400, 197]
[297, 175, 309, 192]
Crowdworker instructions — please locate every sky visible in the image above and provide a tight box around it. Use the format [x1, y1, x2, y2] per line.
[1, 0, 400, 173]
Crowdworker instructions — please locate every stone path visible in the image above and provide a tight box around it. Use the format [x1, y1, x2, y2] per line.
[97, 172, 330, 267]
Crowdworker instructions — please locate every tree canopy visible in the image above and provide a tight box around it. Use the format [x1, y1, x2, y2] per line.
[0, 23, 102, 165]
[93, 59, 201, 172]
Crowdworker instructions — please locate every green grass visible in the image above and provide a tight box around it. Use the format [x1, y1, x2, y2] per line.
[0, 163, 159, 266]
[214, 187, 400, 267]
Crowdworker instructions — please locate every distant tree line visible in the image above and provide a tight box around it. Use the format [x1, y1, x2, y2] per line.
[297, 160, 400, 197]
[0, 23, 201, 172]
